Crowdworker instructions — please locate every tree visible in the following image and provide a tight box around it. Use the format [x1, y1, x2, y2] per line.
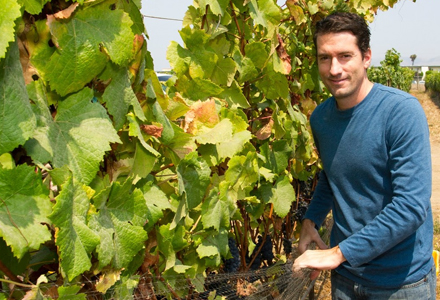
[410, 54, 417, 66]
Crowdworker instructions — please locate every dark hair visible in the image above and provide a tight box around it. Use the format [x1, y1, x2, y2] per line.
[313, 12, 371, 56]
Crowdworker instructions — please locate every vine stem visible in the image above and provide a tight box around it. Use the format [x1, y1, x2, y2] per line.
[0, 277, 30, 288]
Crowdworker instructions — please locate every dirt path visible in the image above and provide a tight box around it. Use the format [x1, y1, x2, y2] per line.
[412, 86, 440, 220]
[431, 142, 440, 220]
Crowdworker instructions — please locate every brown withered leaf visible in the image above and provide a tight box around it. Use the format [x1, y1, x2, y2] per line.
[276, 34, 292, 74]
[256, 118, 274, 140]
[46, 3, 79, 36]
[140, 124, 163, 138]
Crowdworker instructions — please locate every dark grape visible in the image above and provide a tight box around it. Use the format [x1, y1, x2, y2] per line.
[223, 237, 240, 273]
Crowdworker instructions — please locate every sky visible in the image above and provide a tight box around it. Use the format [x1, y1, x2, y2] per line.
[141, 0, 440, 71]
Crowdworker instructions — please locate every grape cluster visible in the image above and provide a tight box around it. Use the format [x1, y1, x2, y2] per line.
[246, 235, 274, 270]
[223, 237, 241, 273]
[293, 201, 309, 222]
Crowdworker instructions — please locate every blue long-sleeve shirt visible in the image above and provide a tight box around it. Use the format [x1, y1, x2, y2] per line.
[305, 83, 433, 288]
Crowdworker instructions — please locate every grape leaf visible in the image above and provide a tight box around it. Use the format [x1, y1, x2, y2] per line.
[89, 179, 148, 269]
[219, 80, 250, 109]
[49, 175, 100, 281]
[211, 57, 237, 86]
[177, 76, 223, 100]
[25, 87, 121, 185]
[58, 285, 86, 300]
[177, 152, 211, 210]
[101, 63, 146, 130]
[18, 0, 50, 14]
[142, 182, 171, 231]
[126, 113, 161, 157]
[196, 229, 228, 265]
[269, 175, 295, 218]
[0, 165, 51, 259]
[224, 152, 259, 200]
[0, 0, 21, 60]
[46, 3, 134, 96]
[199, 0, 229, 16]
[0, 39, 36, 155]
[201, 188, 230, 231]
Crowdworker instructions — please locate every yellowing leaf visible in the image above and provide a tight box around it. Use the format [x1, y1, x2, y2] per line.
[96, 269, 122, 293]
[184, 99, 220, 134]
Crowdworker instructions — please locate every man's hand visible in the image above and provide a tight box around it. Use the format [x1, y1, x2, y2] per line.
[292, 219, 346, 280]
[297, 219, 328, 253]
[293, 245, 346, 279]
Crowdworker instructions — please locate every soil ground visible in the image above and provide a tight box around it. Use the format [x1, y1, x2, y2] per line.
[312, 84, 440, 299]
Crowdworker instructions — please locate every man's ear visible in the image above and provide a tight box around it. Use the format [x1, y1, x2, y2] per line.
[363, 48, 372, 69]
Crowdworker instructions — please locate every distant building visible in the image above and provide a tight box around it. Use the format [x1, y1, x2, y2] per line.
[405, 59, 440, 81]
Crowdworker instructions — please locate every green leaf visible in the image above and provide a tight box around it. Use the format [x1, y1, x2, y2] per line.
[201, 188, 230, 231]
[225, 152, 259, 199]
[269, 175, 295, 218]
[157, 224, 177, 271]
[131, 141, 157, 183]
[49, 176, 100, 281]
[18, 0, 50, 14]
[0, 165, 51, 259]
[199, 0, 229, 16]
[216, 130, 252, 159]
[0, 0, 21, 59]
[89, 179, 148, 269]
[101, 63, 146, 130]
[247, 0, 281, 36]
[25, 88, 121, 185]
[46, 3, 134, 96]
[255, 65, 289, 99]
[260, 140, 291, 174]
[196, 229, 228, 264]
[211, 57, 237, 86]
[126, 113, 161, 157]
[142, 182, 171, 231]
[245, 42, 268, 69]
[219, 80, 250, 109]
[196, 119, 233, 145]
[0, 39, 36, 155]
[177, 152, 211, 210]
[177, 76, 223, 101]
[58, 285, 86, 300]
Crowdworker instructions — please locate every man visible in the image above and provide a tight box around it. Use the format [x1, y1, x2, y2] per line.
[292, 12, 436, 299]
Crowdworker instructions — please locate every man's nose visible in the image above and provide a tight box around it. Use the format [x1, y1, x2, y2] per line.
[329, 58, 342, 76]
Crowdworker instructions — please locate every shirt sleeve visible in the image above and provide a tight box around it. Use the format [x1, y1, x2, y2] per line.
[304, 169, 333, 228]
[339, 98, 432, 267]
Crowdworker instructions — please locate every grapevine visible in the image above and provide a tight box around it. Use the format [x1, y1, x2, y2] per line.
[0, 0, 402, 298]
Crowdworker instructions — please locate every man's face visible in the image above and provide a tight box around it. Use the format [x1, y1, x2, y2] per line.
[316, 31, 371, 107]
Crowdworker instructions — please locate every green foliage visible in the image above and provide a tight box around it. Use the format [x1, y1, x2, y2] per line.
[425, 71, 440, 93]
[368, 48, 415, 92]
[0, 0, 401, 298]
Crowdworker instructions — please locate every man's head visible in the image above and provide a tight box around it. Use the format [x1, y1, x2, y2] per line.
[313, 12, 371, 58]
